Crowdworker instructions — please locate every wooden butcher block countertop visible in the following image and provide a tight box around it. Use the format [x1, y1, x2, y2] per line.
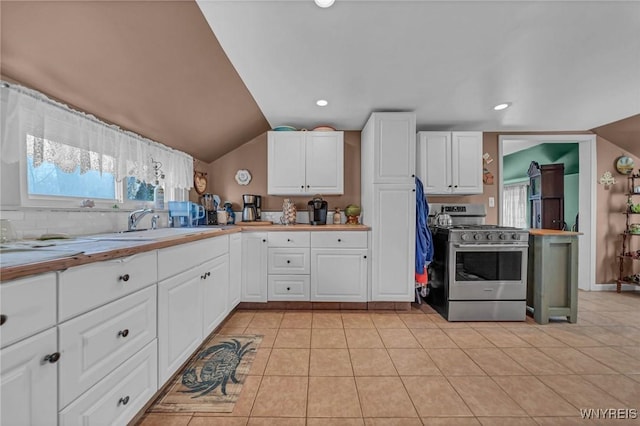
[528, 229, 582, 236]
[0, 224, 370, 281]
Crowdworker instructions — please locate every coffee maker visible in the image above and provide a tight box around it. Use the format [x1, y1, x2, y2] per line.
[255, 195, 262, 221]
[307, 196, 328, 225]
[200, 193, 218, 225]
[242, 194, 257, 222]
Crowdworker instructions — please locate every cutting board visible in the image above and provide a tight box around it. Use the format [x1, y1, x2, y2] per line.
[235, 221, 273, 226]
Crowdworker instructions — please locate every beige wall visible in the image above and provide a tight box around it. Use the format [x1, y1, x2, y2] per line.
[199, 131, 361, 213]
[595, 136, 639, 284]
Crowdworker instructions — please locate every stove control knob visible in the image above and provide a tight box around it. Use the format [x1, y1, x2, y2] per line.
[461, 233, 471, 241]
[499, 233, 507, 240]
[512, 233, 520, 240]
[487, 233, 497, 240]
[474, 233, 482, 241]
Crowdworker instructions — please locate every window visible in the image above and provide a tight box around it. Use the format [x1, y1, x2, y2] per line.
[26, 135, 117, 200]
[502, 183, 528, 228]
[2, 82, 194, 209]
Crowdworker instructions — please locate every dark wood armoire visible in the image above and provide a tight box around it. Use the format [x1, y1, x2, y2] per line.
[528, 161, 565, 230]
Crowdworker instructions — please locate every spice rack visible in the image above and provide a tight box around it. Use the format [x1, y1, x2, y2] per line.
[617, 173, 640, 292]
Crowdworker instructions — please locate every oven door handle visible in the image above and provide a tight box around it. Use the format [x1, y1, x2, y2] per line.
[453, 243, 529, 249]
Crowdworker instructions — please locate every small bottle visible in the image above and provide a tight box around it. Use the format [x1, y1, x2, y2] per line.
[154, 180, 165, 210]
[333, 208, 341, 225]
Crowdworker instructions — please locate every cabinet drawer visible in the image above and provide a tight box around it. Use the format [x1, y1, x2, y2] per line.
[268, 275, 310, 301]
[311, 231, 368, 248]
[158, 235, 229, 281]
[59, 339, 158, 426]
[0, 273, 56, 349]
[268, 232, 310, 248]
[58, 286, 157, 408]
[59, 251, 157, 321]
[268, 248, 310, 274]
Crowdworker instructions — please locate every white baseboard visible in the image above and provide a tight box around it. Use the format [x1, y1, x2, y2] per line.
[591, 283, 640, 292]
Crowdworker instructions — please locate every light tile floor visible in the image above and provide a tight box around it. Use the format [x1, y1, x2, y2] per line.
[138, 290, 640, 425]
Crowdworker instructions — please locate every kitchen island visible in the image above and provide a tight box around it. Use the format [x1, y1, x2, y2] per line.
[527, 229, 582, 324]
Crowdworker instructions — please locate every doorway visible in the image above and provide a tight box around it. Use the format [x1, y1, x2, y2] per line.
[498, 135, 596, 291]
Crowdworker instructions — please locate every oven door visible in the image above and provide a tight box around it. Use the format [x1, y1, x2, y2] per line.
[448, 242, 528, 300]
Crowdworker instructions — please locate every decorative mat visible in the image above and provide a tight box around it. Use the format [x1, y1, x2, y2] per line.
[150, 334, 262, 413]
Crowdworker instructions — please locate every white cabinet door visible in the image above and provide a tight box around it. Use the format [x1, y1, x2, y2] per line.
[372, 113, 416, 184]
[241, 233, 268, 302]
[417, 131, 482, 195]
[0, 328, 58, 426]
[451, 131, 483, 194]
[158, 269, 203, 383]
[268, 132, 306, 195]
[371, 184, 416, 301]
[268, 131, 344, 195]
[416, 131, 451, 194]
[305, 132, 344, 194]
[202, 255, 229, 337]
[310, 249, 368, 302]
[228, 233, 242, 310]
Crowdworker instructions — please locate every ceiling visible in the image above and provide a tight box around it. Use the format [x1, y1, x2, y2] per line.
[1, 1, 639, 163]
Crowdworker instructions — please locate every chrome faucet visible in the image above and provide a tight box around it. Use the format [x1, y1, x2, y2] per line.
[151, 214, 160, 230]
[128, 208, 154, 231]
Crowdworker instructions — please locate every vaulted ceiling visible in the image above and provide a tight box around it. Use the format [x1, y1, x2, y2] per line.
[1, 0, 638, 163]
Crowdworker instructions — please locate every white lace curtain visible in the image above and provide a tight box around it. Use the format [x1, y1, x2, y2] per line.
[502, 183, 529, 228]
[1, 82, 193, 189]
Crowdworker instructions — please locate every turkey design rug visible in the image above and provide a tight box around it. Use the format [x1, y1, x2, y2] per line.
[150, 334, 262, 413]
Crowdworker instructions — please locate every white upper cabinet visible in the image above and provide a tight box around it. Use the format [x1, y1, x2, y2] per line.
[268, 131, 344, 195]
[362, 113, 416, 184]
[416, 131, 483, 195]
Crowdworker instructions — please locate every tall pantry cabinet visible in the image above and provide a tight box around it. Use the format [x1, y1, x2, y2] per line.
[361, 112, 416, 301]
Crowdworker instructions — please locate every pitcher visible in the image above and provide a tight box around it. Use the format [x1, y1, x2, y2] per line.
[280, 198, 296, 225]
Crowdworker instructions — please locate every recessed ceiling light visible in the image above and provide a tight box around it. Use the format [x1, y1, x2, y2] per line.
[493, 102, 512, 111]
[316, 99, 328, 107]
[314, 0, 335, 8]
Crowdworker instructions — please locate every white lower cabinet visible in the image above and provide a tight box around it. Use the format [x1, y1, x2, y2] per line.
[229, 233, 242, 309]
[241, 232, 268, 302]
[0, 328, 58, 426]
[310, 249, 368, 302]
[158, 267, 204, 384]
[310, 232, 368, 302]
[58, 340, 158, 426]
[58, 285, 157, 408]
[202, 255, 229, 337]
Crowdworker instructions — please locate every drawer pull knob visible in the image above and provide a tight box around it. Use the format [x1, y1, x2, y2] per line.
[412, 174, 415, 178]
[119, 274, 130, 282]
[286, 260, 291, 264]
[286, 287, 291, 291]
[118, 396, 130, 406]
[262, 239, 266, 243]
[118, 329, 130, 338]
[338, 239, 342, 242]
[364, 255, 367, 259]
[301, 185, 304, 189]
[44, 352, 60, 363]
[0, 314, 6, 326]
[287, 238, 291, 242]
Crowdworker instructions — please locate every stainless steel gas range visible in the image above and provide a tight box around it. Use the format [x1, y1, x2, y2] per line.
[426, 204, 528, 321]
